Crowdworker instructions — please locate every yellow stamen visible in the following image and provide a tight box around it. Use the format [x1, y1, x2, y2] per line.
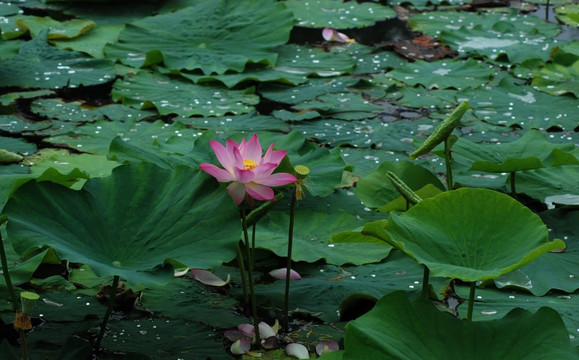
[243, 159, 258, 171]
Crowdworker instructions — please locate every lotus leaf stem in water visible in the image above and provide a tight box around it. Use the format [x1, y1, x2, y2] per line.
[95, 275, 120, 353]
[467, 282, 476, 321]
[241, 209, 260, 343]
[284, 188, 297, 331]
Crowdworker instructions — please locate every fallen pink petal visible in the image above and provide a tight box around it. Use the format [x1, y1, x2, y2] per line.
[237, 323, 255, 338]
[230, 338, 251, 355]
[258, 320, 279, 338]
[322, 28, 354, 43]
[200, 134, 297, 205]
[286, 343, 310, 359]
[316, 341, 340, 355]
[190, 269, 230, 287]
[269, 268, 302, 280]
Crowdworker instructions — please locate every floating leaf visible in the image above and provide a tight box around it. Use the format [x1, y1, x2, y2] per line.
[112, 70, 259, 117]
[0, 31, 115, 89]
[105, 0, 293, 74]
[15, 16, 95, 39]
[285, 0, 396, 28]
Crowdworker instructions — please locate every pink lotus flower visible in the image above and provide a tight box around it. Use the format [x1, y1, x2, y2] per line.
[200, 134, 297, 206]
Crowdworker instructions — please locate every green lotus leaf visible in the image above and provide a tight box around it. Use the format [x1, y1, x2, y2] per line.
[344, 291, 579, 359]
[44, 119, 195, 155]
[409, 11, 560, 64]
[260, 76, 360, 105]
[451, 130, 576, 173]
[52, 25, 124, 58]
[15, 16, 95, 39]
[556, 4, 579, 27]
[458, 77, 579, 131]
[112, 70, 259, 117]
[255, 189, 385, 265]
[254, 250, 425, 323]
[371, 188, 565, 282]
[0, 31, 115, 89]
[105, 0, 293, 74]
[4, 162, 241, 286]
[284, 0, 396, 28]
[493, 208, 579, 296]
[176, 44, 356, 88]
[532, 59, 579, 98]
[356, 161, 445, 209]
[386, 58, 492, 90]
[514, 165, 579, 203]
[30, 99, 157, 123]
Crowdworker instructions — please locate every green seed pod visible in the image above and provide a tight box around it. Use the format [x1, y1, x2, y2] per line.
[387, 171, 422, 205]
[20, 291, 40, 314]
[409, 101, 470, 160]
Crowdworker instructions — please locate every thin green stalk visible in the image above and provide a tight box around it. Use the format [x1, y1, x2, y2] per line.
[284, 189, 297, 331]
[510, 171, 517, 197]
[0, 226, 18, 310]
[467, 282, 476, 321]
[444, 137, 453, 190]
[421, 266, 430, 299]
[0, 225, 28, 359]
[95, 275, 120, 352]
[241, 210, 260, 344]
[236, 244, 249, 305]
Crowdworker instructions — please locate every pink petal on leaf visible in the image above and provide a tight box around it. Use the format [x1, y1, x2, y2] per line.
[269, 268, 301, 280]
[286, 343, 310, 359]
[230, 338, 251, 355]
[322, 28, 352, 43]
[237, 323, 255, 338]
[190, 269, 230, 287]
[316, 341, 339, 355]
[258, 321, 276, 338]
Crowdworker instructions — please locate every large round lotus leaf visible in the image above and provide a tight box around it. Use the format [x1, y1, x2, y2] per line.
[0, 31, 115, 89]
[284, 0, 396, 28]
[387, 58, 492, 90]
[369, 188, 565, 282]
[447, 130, 576, 173]
[493, 208, 579, 296]
[112, 71, 259, 117]
[104, 0, 293, 74]
[344, 291, 579, 360]
[4, 162, 241, 286]
[356, 161, 445, 209]
[458, 77, 579, 131]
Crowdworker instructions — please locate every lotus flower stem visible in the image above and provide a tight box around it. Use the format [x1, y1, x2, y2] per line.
[284, 188, 297, 331]
[467, 282, 476, 320]
[236, 244, 249, 305]
[240, 209, 260, 343]
[0, 225, 18, 311]
[421, 266, 430, 299]
[444, 137, 454, 190]
[0, 224, 29, 359]
[95, 275, 120, 352]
